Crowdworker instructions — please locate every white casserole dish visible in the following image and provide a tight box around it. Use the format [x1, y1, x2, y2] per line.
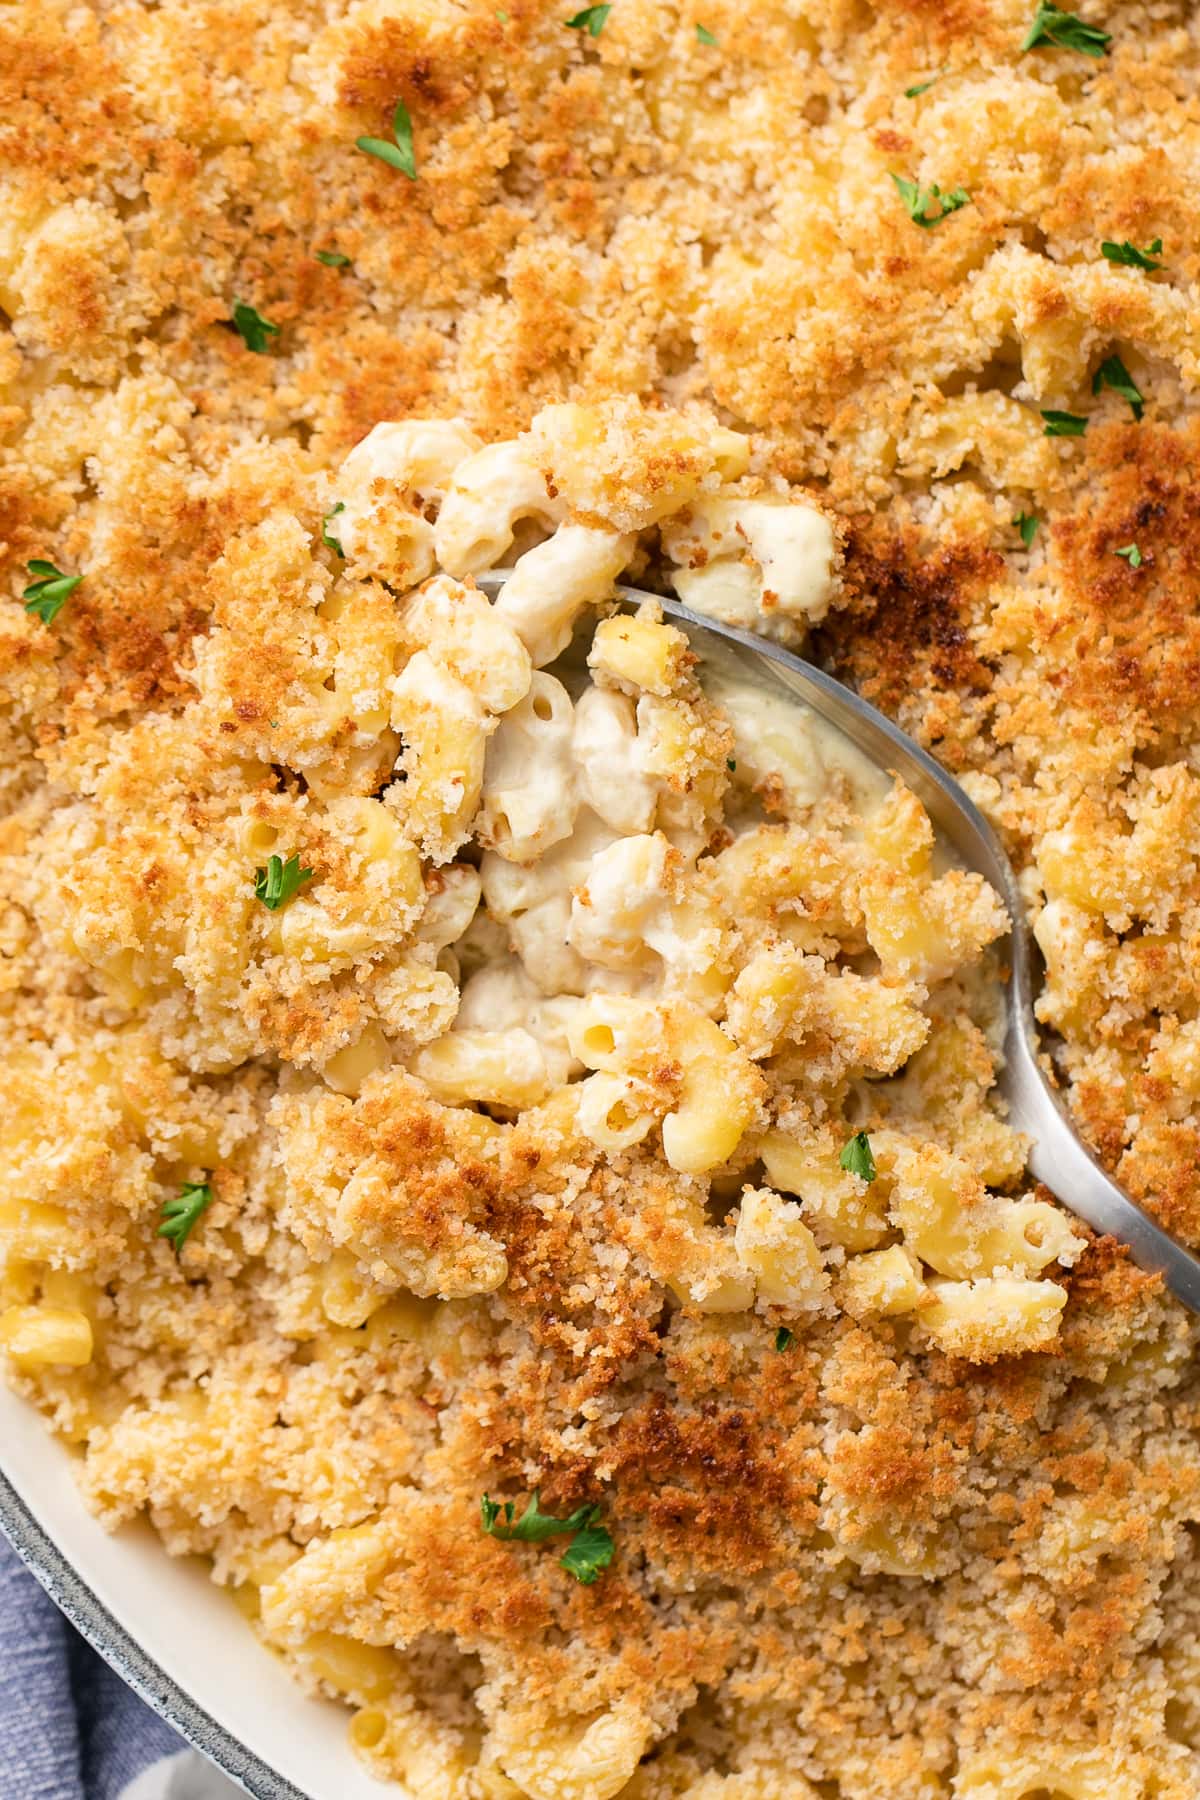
[0, 1384, 389, 1800]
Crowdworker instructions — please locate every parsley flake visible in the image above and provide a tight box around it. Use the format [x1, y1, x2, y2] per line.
[1020, 5, 1110, 56]
[1092, 353, 1144, 419]
[315, 249, 350, 268]
[1014, 511, 1040, 547]
[775, 1326, 794, 1352]
[839, 1131, 877, 1183]
[254, 852, 314, 912]
[322, 501, 346, 558]
[904, 68, 945, 97]
[158, 1181, 213, 1258]
[481, 1491, 614, 1584]
[357, 101, 417, 179]
[1101, 237, 1162, 271]
[696, 22, 717, 44]
[22, 559, 82, 626]
[891, 174, 971, 230]
[1041, 409, 1088, 438]
[481, 1491, 590, 1542]
[228, 301, 280, 354]
[566, 4, 611, 36]
[560, 1524, 614, 1584]
[1093, 352, 1144, 419]
[1115, 542, 1143, 568]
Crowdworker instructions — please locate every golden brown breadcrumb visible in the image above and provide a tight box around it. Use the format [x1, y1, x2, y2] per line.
[4, 2, 1200, 1798]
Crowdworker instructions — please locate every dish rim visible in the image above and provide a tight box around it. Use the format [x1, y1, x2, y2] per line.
[0, 1466, 303, 1800]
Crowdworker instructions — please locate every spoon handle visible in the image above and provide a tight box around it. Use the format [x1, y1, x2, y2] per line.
[1008, 1035, 1200, 1311]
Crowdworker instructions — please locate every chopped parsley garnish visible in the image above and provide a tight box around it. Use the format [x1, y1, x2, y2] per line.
[158, 1182, 213, 1258]
[696, 22, 717, 44]
[22, 559, 82, 626]
[1014, 511, 1040, 547]
[254, 852, 313, 911]
[1020, 5, 1110, 56]
[775, 1326, 794, 1352]
[315, 249, 350, 268]
[726, 757, 737, 771]
[1101, 237, 1162, 271]
[357, 101, 417, 179]
[904, 69, 944, 97]
[839, 1131, 877, 1183]
[481, 1491, 614, 1585]
[890, 174, 970, 230]
[1091, 353, 1143, 419]
[566, 4, 611, 35]
[560, 1523, 614, 1583]
[1041, 409, 1088, 437]
[1115, 542, 1143, 568]
[228, 301, 280, 354]
[322, 501, 346, 558]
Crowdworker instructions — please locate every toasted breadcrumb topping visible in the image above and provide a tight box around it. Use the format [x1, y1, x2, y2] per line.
[4, 2, 1200, 1797]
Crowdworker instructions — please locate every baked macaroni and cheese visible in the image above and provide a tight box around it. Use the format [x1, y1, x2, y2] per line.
[4, 0, 1200, 1797]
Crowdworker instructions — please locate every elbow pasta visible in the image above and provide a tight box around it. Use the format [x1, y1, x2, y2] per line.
[0, 396, 1127, 1800]
[335, 419, 482, 588]
[570, 688, 658, 835]
[493, 523, 636, 668]
[433, 440, 568, 579]
[479, 673, 578, 862]
[400, 575, 532, 716]
[0, 1303, 94, 1367]
[412, 1027, 554, 1110]
[569, 993, 764, 1177]
[733, 1188, 830, 1311]
[587, 612, 692, 698]
[390, 652, 487, 864]
[660, 498, 838, 636]
[488, 1703, 653, 1800]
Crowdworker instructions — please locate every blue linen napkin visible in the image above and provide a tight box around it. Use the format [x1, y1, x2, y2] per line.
[0, 1533, 243, 1800]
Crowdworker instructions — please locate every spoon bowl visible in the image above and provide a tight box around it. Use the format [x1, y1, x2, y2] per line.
[479, 572, 1200, 1314]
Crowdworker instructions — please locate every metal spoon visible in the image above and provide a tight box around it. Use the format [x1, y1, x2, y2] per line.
[478, 572, 1200, 1313]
